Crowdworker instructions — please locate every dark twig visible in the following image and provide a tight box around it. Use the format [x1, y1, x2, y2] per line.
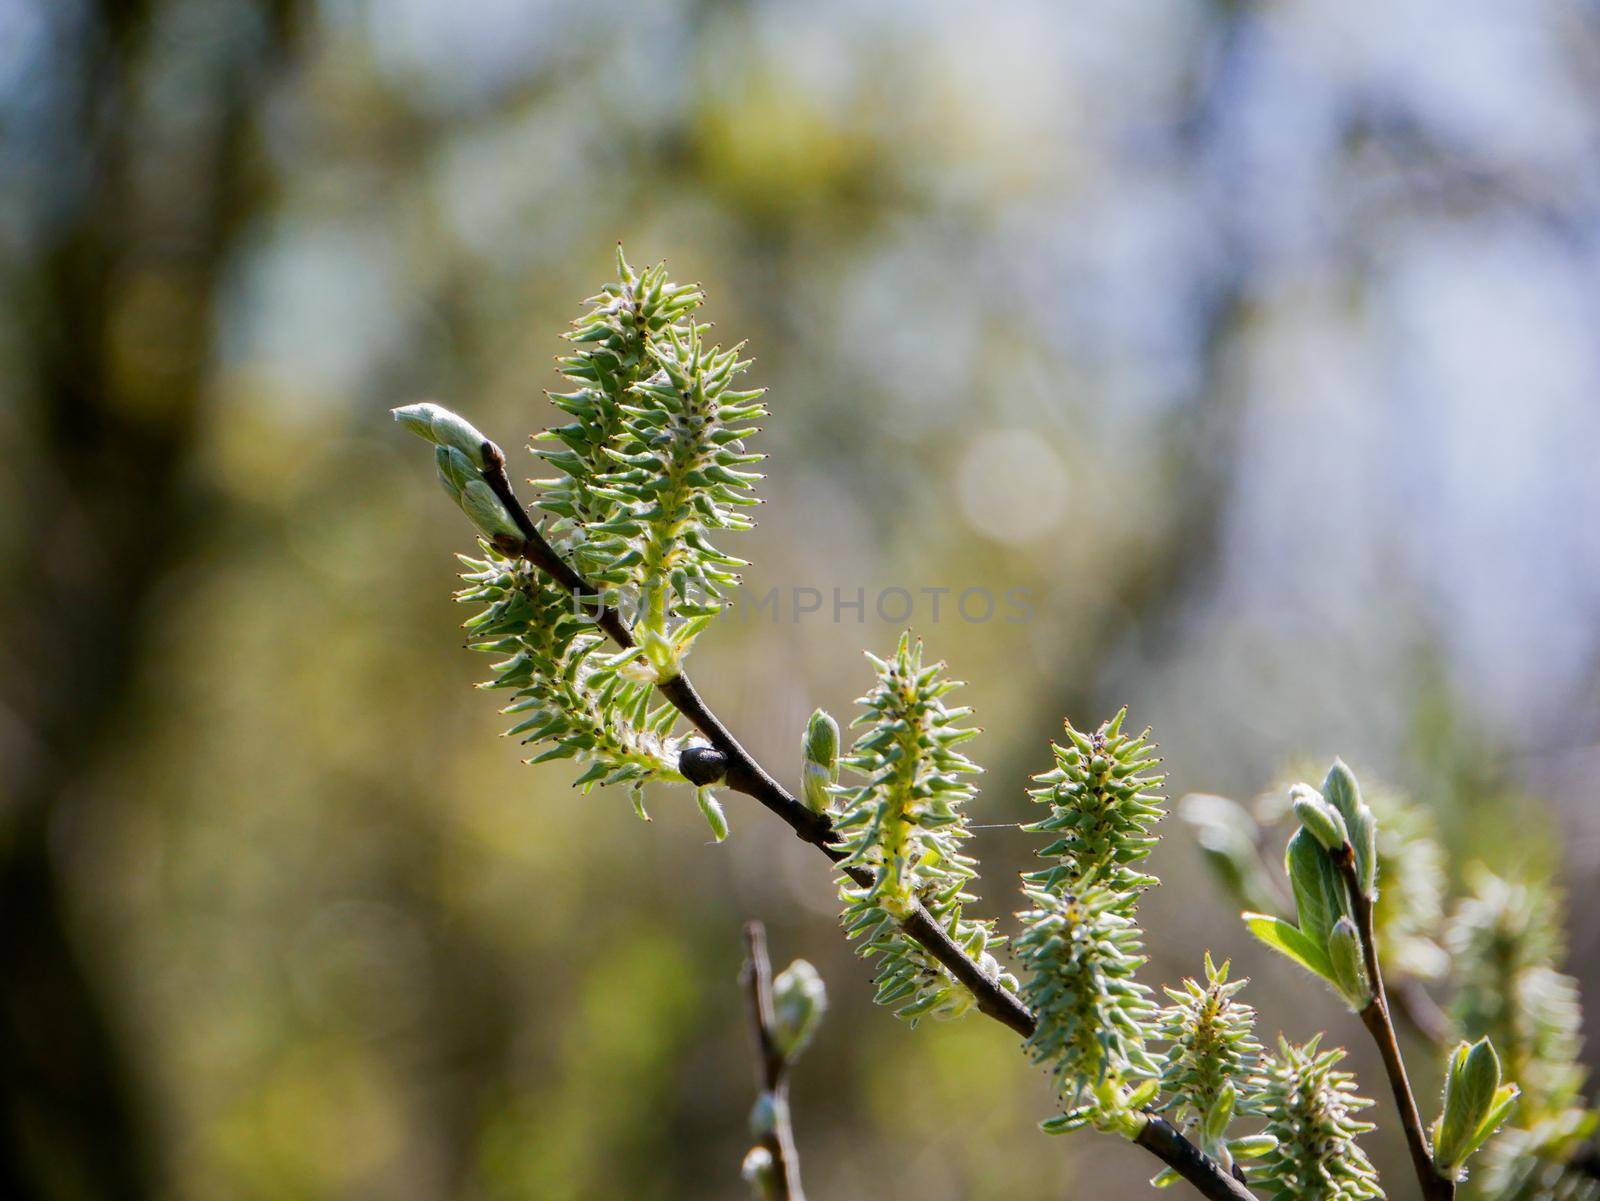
[1335, 845, 1454, 1201]
[1136, 1116, 1258, 1201]
[471, 439, 1257, 1201]
[742, 922, 805, 1201]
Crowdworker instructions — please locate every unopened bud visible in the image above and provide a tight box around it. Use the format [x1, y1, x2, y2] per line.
[1291, 785, 1349, 854]
[740, 1146, 778, 1200]
[1327, 916, 1372, 1010]
[1323, 759, 1378, 897]
[771, 958, 827, 1060]
[457, 479, 522, 540]
[1435, 1037, 1505, 1175]
[435, 445, 478, 498]
[392, 402, 493, 464]
[748, 1091, 779, 1138]
[800, 709, 839, 814]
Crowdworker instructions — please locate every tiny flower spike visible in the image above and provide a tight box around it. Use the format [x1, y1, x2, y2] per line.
[799, 709, 839, 815]
[1020, 710, 1166, 1135]
[1366, 789, 1448, 982]
[535, 247, 704, 558]
[581, 319, 767, 673]
[834, 633, 1013, 1024]
[1019, 885, 1157, 1127]
[1446, 870, 1595, 1198]
[1432, 1038, 1520, 1181]
[1154, 954, 1270, 1182]
[1253, 1036, 1383, 1201]
[454, 545, 685, 813]
[1023, 708, 1166, 896]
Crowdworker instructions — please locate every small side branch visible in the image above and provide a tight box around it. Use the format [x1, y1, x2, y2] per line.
[743, 922, 805, 1201]
[472, 446, 1255, 1201]
[1335, 846, 1454, 1201]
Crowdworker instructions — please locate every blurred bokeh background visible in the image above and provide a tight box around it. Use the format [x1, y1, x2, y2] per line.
[3, 1, 1599, 1198]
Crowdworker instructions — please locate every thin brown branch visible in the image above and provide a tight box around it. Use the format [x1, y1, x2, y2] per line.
[1135, 1117, 1258, 1201]
[742, 922, 805, 1201]
[470, 440, 1257, 1201]
[1335, 845, 1454, 1201]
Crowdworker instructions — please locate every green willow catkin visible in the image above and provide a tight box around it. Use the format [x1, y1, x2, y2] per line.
[833, 633, 1012, 1023]
[1253, 1036, 1382, 1201]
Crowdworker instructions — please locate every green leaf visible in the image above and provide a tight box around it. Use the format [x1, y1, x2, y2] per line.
[1244, 913, 1334, 982]
[1285, 828, 1348, 951]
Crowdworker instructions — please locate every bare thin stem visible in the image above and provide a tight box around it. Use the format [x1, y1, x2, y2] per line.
[742, 922, 805, 1201]
[472, 443, 1256, 1201]
[1335, 845, 1454, 1201]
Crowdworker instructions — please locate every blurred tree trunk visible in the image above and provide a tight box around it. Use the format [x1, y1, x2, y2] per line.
[0, 3, 296, 1196]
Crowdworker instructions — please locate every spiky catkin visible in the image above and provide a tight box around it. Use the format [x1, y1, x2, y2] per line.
[1448, 870, 1585, 1111]
[1023, 709, 1165, 897]
[1253, 1036, 1383, 1201]
[1015, 884, 1156, 1115]
[585, 320, 766, 653]
[834, 633, 1012, 1024]
[1157, 954, 1262, 1146]
[457, 544, 682, 808]
[535, 247, 703, 569]
[1447, 870, 1596, 1199]
[1017, 710, 1164, 1116]
[1367, 787, 1448, 981]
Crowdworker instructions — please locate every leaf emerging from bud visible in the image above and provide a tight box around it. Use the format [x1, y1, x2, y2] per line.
[1434, 1037, 1517, 1177]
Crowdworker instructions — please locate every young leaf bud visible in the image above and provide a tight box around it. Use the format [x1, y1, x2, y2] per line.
[457, 479, 522, 541]
[435, 445, 478, 499]
[771, 958, 828, 1061]
[748, 1091, 779, 1137]
[1323, 760, 1378, 898]
[1327, 916, 1372, 1010]
[392, 402, 493, 464]
[740, 1146, 778, 1200]
[1291, 785, 1349, 854]
[800, 708, 839, 814]
[1434, 1037, 1505, 1176]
